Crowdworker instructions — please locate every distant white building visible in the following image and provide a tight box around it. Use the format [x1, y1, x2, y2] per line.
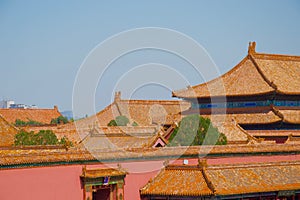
[0, 100, 15, 108]
[0, 100, 37, 109]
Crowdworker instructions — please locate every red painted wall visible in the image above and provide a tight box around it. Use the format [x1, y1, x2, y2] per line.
[0, 155, 300, 200]
[0, 165, 83, 200]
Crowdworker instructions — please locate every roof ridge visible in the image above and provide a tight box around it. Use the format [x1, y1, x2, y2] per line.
[253, 52, 300, 61]
[0, 114, 19, 131]
[248, 41, 300, 61]
[271, 105, 284, 121]
[172, 56, 250, 97]
[0, 108, 60, 111]
[249, 54, 278, 91]
[208, 160, 300, 170]
[148, 133, 168, 147]
[118, 99, 189, 105]
[201, 167, 216, 194]
[233, 119, 259, 143]
[96, 102, 118, 117]
[114, 101, 124, 117]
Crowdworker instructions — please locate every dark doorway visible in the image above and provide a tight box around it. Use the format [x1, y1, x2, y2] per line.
[92, 188, 110, 200]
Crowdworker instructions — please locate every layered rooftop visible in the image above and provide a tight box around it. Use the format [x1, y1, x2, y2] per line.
[0, 106, 62, 125]
[172, 42, 300, 99]
[140, 160, 300, 197]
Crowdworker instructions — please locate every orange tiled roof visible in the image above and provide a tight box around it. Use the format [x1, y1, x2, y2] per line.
[184, 109, 282, 125]
[81, 167, 127, 178]
[207, 161, 300, 195]
[277, 109, 300, 124]
[195, 114, 249, 143]
[173, 42, 300, 98]
[0, 115, 18, 146]
[23, 125, 167, 149]
[0, 106, 62, 124]
[1, 144, 300, 167]
[140, 160, 300, 197]
[71, 94, 190, 128]
[34, 96, 191, 145]
[80, 126, 167, 150]
[115, 99, 190, 126]
[140, 165, 213, 196]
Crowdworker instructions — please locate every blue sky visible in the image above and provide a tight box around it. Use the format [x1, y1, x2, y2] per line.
[0, 1, 300, 115]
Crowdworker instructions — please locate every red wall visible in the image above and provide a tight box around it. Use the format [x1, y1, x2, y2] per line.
[0, 155, 300, 200]
[0, 165, 83, 200]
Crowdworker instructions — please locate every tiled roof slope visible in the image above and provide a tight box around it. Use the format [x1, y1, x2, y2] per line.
[115, 98, 190, 126]
[0, 115, 18, 146]
[140, 161, 300, 197]
[59, 93, 190, 132]
[1, 144, 300, 167]
[207, 161, 300, 195]
[199, 114, 250, 143]
[81, 167, 127, 178]
[200, 111, 281, 125]
[0, 106, 62, 124]
[24, 125, 164, 149]
[173, 42, 300, 98]
[140, 165, 213, 196]
[80, 126, 167, 150]
[277, 109, 300, 124]
[82, 134, 164, 150]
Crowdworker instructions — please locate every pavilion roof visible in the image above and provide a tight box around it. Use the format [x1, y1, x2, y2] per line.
[81, 167, 127, 178]
[140, 160, 300, 197]
[172, 42, 300, 99]
[79, 126, 168, 150]
[24, 125, 167, 149]
[0, 106, 62, 124]
[140, 165, 213, 196]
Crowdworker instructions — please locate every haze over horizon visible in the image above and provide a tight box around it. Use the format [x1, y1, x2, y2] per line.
[1, 1, 300, 116]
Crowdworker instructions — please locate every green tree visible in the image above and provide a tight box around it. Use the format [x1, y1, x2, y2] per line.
[107, 115, 129, 126]
[107, 120, 117, 126]
[15, 119, 43, 126]
[14, 130, 36, 145]
[14, 130, 73, 146]
[168, 114, 227, 146]
[58, 136, 73, 147]
[34, 130, 58, 145]
[51, 115, 69, 125]
[132, 121, 139, 126]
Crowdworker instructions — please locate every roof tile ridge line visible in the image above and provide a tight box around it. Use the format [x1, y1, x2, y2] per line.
[0, 114, 19, 131]
[125, 99, 186, 104]
[208, 160, 300, 169]
[114, 99, 123, 117]
[270, 105, 284, 122]
[249, 54, 278, 91]
[200, 165, 216, 195]
[254, 52, 300, 61]
[140, 167, 165, 194]
[233, 118, 259, 143]
[148, 131, 168, 147]
[95, 102, 115, 117]
[172, 56, 249, 97]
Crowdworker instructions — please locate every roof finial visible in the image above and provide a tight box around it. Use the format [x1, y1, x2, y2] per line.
[198, 159, 208, 169]
[248, 41, 256, 54]
[114, 91, 121, 102]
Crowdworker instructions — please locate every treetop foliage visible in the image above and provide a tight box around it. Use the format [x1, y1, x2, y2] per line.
[107, 115, 130, 126]
[168, 114, 227, 146]
[50, 115, 69, 125]
[14, 129, 73, 147]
